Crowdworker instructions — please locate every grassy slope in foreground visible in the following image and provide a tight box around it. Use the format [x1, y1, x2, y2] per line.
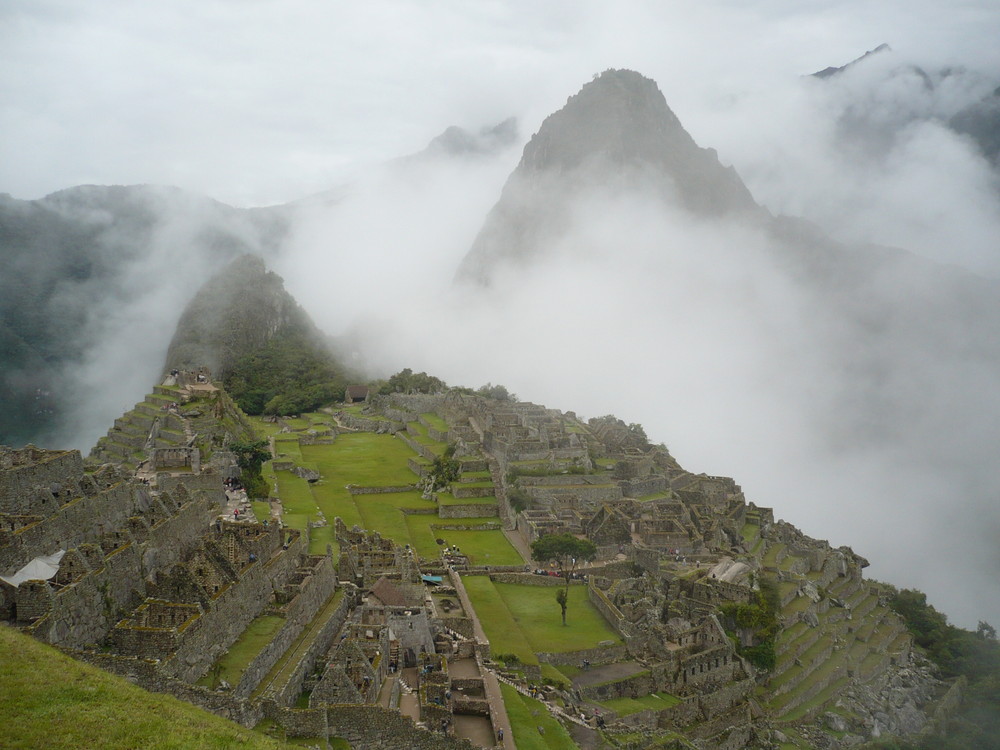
[0, 624, 292, 750]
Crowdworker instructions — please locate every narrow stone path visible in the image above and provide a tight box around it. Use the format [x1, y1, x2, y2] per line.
[377, 675, 395, 708]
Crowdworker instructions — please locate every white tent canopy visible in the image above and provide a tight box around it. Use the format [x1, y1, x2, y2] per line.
[0, 550, 65, 587]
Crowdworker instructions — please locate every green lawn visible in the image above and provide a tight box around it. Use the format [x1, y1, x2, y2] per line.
[266, 434, 519, 565]
[494, 582, 622, 652]
[501, 683, 578, 750]
[0, 626, 292, 750]
[464, 578, 622, 665]
[438, 492, 496, 505]
[273, 471, 318, 519]
[462, 576, 539, 665]
[198, 615, 285, 689]
[431, 527, 521, 565]
[301, 434, 419, 486]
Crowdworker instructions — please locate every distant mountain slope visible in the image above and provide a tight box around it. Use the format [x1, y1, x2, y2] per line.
[0, 185, 287, 444]
[810, 44, 1000, 169]
[455, 69, 759, 283]
[164, 254, 348, 415]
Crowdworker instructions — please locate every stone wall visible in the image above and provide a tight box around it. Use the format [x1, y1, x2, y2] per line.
[398, 434, 438, 463]
[438, 503, 498, 519]
[16, 485, 219, 649]
[0, 481, 139, 572]
[588, 580, 631, 639]
[233, 558, 339, 699]
[581, 670, 655, 701]
[618, 476, 668, 498]
[348, 485, 419, 495]
[0, 447, 84, 515]
[159, 530, 307, 683]
[537, 644, 629, 667]
[157, 471, 224, 497]
[487, 572, 585, 587]
[338, 414, 406, 433]
[441, 617, 474, 639]
[450, 485, 494, 499]
[313, 704, 477, 750]
[264, 586, 359, 706]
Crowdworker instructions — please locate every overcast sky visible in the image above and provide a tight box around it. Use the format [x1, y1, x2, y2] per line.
[3, 0, 999, 207]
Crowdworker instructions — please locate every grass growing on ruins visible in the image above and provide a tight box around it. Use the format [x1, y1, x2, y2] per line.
[252, 590, 345, 701]
[420, 412, 449, 432]
[273, 471, 317, 518]
[198, 615, 285, 689]
[0, 625, 291, 750]
[596, 692, 681, 716]
[308, 523, 334, 555]
[500, 683, 578, 750]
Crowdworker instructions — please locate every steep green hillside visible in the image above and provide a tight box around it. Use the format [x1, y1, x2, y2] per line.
[164, 254, 348, 415]
[0, 624, 292, 750]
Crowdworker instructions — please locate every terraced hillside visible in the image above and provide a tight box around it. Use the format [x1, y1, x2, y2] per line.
[90, 381, 256, 467]
[253, 407, 520, 567]
[750, 524, 924, 743]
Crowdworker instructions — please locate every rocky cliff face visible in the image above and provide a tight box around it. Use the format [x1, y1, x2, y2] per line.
[455, 69, 759, 283]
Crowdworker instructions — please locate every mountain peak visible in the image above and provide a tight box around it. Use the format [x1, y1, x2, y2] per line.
[811, 43, 892, 78]
[455, 69, 758, 283]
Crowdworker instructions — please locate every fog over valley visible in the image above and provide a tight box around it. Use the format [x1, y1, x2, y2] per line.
[3, 0, 1000, 643]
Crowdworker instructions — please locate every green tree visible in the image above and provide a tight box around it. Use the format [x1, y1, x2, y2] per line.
[380, 368, 446, 395]
[530, 533, 597, 624]
[423, 444, 461, 494]
[555, 587, 569, 626]
[229, 438, 271, 499]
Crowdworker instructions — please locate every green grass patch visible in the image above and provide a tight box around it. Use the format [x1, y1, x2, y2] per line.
[0, 625, 291, 750]
[273, 471, 318, 520]
[420, 412, 449, 432]
[308, 524, 334, 556]
[741, 523, 760, 544]
[762, 543, 786, 568]
[500, 683, 578, 750]
[597, 692, 681, 716]
[251, 501, 271, 522]
[462, 576, 538, 665]
[198, 615, 285, 689]
[637, 491, 670, 501]
[433, 527, 522, 566]
[301, 434, 419, 487]
[489, 581, 622, 653]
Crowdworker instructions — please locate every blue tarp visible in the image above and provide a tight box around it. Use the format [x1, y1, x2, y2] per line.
[421, 575, 443, 584]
